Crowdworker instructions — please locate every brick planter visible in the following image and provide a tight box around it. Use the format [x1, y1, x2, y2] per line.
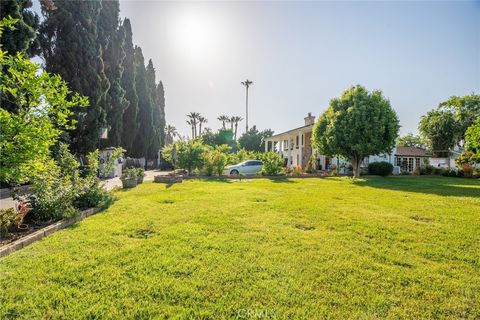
[0, 207, 101, 258]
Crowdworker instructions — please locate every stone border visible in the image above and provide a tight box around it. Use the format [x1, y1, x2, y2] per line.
[0, 207, 101, 259]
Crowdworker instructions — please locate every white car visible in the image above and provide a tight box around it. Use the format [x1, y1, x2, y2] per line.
[225, 160, 263, 175]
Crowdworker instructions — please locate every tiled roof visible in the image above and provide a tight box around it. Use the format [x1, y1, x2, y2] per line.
[395, 146, 431, 157]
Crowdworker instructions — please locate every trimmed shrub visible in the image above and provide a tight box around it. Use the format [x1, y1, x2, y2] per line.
[261, 152, 283, 176]
[368, 161, 393, 177]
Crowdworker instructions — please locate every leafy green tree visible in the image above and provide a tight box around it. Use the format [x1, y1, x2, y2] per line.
[40, 0, 109, 155]
[131, 46, 153, 158]
[396, 133, 427, 148]
[438, 94, 480, 142]
[238, 125, 274, 152]
[312, 85, 399, 178]
[0, 18, 88, 183]
[0, 0, 40, 56]
[162, 140, 207, 174]
[465, 117, 480, 159]
[419, 110, 457, 157]
[120, 18, 139, 154]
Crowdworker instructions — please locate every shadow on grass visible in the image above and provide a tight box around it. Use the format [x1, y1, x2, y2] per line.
[354, 176, 480, 198]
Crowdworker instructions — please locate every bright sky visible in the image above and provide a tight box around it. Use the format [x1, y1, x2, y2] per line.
[36, 1, 480, 138]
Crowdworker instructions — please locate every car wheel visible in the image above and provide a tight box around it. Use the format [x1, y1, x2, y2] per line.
[230, 169, 239, 175]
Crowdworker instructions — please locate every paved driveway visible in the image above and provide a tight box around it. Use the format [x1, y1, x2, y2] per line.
[0, 170, 169, 210]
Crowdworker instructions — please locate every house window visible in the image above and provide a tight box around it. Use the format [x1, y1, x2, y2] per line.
[408, 158, 414, 172]
[284, 140, 288, 151]
[301, 134, 304, 147]
[296, 135, 299, 149]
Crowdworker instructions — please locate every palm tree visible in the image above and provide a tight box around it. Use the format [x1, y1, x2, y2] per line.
[187, 112, 200, 138]
[231, 116, 243, 140]
[241, 79, 253, 132]
[228, 116, 235, 131]
[198, 116, 207, 136]
[217, 115, 229, 130]
[186, 119, 195, 139]
[165, 124, 178, 145]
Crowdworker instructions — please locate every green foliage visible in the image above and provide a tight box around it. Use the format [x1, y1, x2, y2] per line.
[28, 159, 80, 221]
[438, 94, 480, 142]
[74, 177, 114, 210]
[131, 46, 154, 158]
[203, 148, 228, 176]
[455, 151, 477, 167]
[419, 94, 480, 156]
[312, 85, 399, 178]
[368, 161, 394, 177]
[238, 125, 274, 152]
[261, 152, 283, 176]
[203, 129, 237, 150]
[162, 140, 208, 174]
[0, 0, 40, 57]
[146, 60, 166, 157]
[0, 208, 20, 238]
[2, 177, 480, 318]
[40, 0, 109, 155]
[0, 35, 88, 183]
[465, 117, 480, 158]
[135, 167, 145, 177]
[396, 133, 427, 148]
[120, 18, 139, 154]
[99, 0, 128, 148]
[121, 168, 138, 180]
[419, 110, 457, 157]
[305, 154, 317, 174]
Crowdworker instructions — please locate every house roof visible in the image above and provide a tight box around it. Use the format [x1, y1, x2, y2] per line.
[395, 146, 431, 157]
[265, 124, 313, 140]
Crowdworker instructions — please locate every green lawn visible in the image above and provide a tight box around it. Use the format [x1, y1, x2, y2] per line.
[1, 176, 479, 319]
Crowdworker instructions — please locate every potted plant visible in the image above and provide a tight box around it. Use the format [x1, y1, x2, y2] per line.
[136, 168, 145, 184]
[15, 200, 31, 232]
[120, 168, 138, 188]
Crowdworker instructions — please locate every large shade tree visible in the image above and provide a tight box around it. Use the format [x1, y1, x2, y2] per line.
[312, 85, 399, 178]
[0, 18, 88, 184]
[238, 125, 273, 152]
[419, 110, 457, 157]
[465, 118, 480, 160]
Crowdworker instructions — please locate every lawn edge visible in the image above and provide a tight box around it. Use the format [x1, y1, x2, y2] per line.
[0, 207, 102, 259]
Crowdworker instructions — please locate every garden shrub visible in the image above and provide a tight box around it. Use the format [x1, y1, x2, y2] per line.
[261, 152, 283, 176]
[305, 155, 317, 174]
[28, 159, 79, 221]
[368, 161, 393, 177]
[162, 140, 207, 174]
[203, 148, 228, 176]
[0, 208, 20, 238]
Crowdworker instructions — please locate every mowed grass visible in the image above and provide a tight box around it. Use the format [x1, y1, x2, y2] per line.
[1, 176, 479, 319]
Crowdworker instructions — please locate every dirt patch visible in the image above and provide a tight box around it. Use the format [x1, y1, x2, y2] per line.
[410, 215, 433, 223]
[294, 224, 315, 231]
[129, 227, 156, 239]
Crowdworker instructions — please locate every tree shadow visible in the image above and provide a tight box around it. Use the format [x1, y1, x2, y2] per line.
[267, 176, 297, 183]
[353, 176, 480, 199]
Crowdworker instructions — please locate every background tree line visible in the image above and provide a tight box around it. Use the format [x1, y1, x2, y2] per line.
[1, 0, 166, 159]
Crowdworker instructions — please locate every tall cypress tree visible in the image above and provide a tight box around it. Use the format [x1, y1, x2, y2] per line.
[156, 81, 166, 149]
[0, 0, 40, 56]
[98, 0, 128, 147]
[146, 59, 160, 158]
[131, 46, 153, 159]
[120, 18, 139, 155]
[40, 0, 109, 154]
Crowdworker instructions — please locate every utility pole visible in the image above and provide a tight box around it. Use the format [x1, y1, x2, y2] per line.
[241, 79, 253, 132]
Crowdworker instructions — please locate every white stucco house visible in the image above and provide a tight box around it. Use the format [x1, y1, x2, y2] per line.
[264, 113, 435, 174]
[264, 113, 348, 172]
